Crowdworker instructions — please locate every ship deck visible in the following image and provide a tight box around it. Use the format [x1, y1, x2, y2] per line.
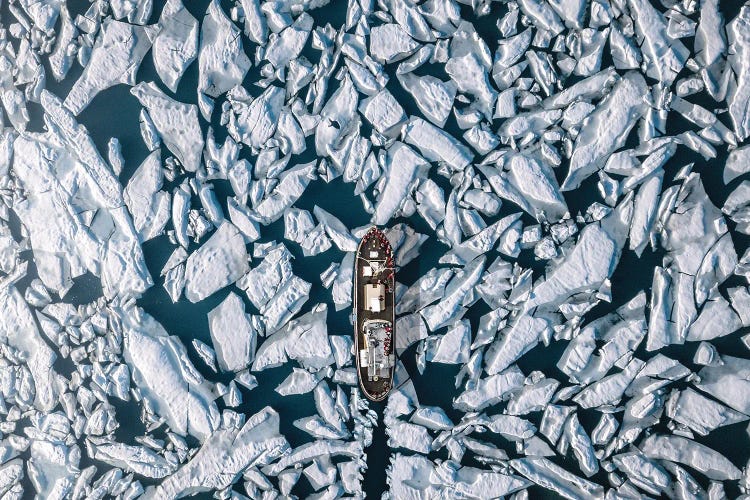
[354, 229, 395, 401]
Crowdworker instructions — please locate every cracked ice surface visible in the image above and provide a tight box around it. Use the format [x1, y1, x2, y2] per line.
[2, 0, 750, 498]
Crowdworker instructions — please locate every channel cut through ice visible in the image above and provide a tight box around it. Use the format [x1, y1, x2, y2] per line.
[0, 0, 750, 497]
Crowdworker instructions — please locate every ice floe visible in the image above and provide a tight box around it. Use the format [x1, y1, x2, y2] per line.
[4, 0, 750, 497]
[184, 221, 249, 302]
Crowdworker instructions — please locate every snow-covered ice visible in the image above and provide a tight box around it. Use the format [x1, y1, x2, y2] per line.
[184, 221, 249, 302]
[4, 0, 750, 497]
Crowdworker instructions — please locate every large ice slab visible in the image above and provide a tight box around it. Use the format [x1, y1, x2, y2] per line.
[238, 244, 311, 332]
[120, 306, 220, 442]
[454, 366, 525, 411]
[388, 454, 530, 498]
[510, 457, 604, 499]
[403, 117, 473, 172]
[199, 0, 251, 99]
[147, 407, 289, 498]
[252, 304, 333, 371]
[64, 19, 156, 114]
[629, 0, 689, 84]
[153, 0, 199, 92]
[208, 292, 257, 372]
[131, 82, 205, 172]
[420, 256, 485, 331]
[695, 356, 750, 415]
[727, 5, 750, 141]
[123, 150, 170, 241]
[227, 85, 285, 150]
[562, 72, 648, 190]
[253, 161, 317, 224]
[13, 91, 152, 298]
[184, 222, 249, 302]
[640, 434, 742, 480]
[89, 442, 177, 478]
[373, 143, 429, 225]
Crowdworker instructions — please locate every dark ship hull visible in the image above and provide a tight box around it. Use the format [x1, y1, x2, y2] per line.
[354, 227, 396, 402]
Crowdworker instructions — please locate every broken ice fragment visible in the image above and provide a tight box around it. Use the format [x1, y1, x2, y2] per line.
[428, 319, 471, 365]
[0, 281, 59, 412]
[727, 6, 750, 140]
[199, 0, 251, 99]
[227, 85, 285, 150]
[564, 413, 598, 477]
[441, 213, 521, 265]
[254, 161, 317, 224]
[369, 24, 420, 64]
[667, 387, 747, 436]
[131, 82, 204, 172]
[403, 117, 474, 171]
[725, 145, 750, 184]
[612, 452, 671, 496]
[252, 304, 333, 371]
[239, 0, 267, 44]
[396, 267, 454, 315]
[184, 222, 249, 302]
[445, 52, 497, 117]
[313, 206, 358, 252]
[696, 356, 750, 415]
[265, 13, 313, 69]
[89, 442, 176, 479]
[263, 440, 362, 476]
[123, 150, 170, 242]
[64, 19, 156, 114]
[517, 0, 564, 35]
[397, 73, 457, 127]
[629, 0, 689, 84]
[510, 457, 603, 499]
[359, 89, 406, 136]
[373, 143, 429, 225]
[389, 454, 529, 498]
[120, 306, 220, 442]
[640, 434, 741, 480]
[562, 72, 648, 190]
[15, 91, 153, 298]
[387, 420, 432, 453]
[420, 256, 485, 331]
[506, 153, 567, 221]
[276, 368, 322, 396]
[208, 292, 257, 372]
[147, 408, 289, 498]
[153, 0, 199, 92]
[261, 274, 311, 333]
[454, 366, 525, 411]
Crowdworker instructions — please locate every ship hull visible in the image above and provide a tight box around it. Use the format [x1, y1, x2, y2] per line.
[354, 227, 396, 401]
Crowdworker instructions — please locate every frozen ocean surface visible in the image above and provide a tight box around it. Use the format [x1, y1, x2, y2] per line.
[1, 0, 750, 498]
